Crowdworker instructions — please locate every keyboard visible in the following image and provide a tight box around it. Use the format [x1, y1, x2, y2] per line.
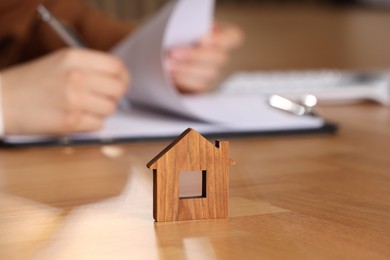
[217, 70, 390, 105]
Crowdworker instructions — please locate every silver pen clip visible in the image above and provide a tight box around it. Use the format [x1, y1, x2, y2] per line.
[268, 94, 318, 116]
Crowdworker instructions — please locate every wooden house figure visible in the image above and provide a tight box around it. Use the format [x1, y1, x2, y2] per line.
[147, 128, 233, 222]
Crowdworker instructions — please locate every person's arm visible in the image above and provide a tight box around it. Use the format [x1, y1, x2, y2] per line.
[21, 0, 135, 63]
[0, 0, 133, 136]
[1, 48, 130, 135]
[0, 73, 4, 136]
[47, 0, 135, 50]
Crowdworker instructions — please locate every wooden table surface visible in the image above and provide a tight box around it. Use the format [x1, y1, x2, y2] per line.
[1, 104, 389, 260]
[1, 5, 390, 260]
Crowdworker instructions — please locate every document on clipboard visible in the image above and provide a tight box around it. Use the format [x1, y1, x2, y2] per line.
[0, 0, 336, 147]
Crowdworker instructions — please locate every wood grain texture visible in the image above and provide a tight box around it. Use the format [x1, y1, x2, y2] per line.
[147, 128, 231, 222]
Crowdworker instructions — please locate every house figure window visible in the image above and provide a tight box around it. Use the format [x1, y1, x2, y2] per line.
[179, 170, 207, 199]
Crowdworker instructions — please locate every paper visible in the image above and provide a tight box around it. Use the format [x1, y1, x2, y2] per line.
[1, 0, 327, 146]
[112, 0, 216, 121]
[3, 101, 323, 144]
[3, 95, 324, 145]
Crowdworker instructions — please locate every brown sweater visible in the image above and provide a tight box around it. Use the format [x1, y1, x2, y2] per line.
[0, 0, 134, 70]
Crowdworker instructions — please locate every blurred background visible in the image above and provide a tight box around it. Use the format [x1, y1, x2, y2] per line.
[82, 0, 390, 72]
[83, 0, 389, 21]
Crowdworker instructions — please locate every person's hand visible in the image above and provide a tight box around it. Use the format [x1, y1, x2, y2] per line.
[166, 22, 244, 93]
[1, 48, 129, 135]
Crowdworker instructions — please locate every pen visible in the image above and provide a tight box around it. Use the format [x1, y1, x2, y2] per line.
[36, 4, 86, 47]
[36, 4, 86, 146]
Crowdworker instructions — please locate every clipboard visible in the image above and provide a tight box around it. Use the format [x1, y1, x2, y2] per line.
[0, 104, 338, 147]
[0, 120, 337, 148]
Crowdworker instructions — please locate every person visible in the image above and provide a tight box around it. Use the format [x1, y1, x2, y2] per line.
[0, 0, 243, 136]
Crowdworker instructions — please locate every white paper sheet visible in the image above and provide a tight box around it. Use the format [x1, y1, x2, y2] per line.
[3, 96, 325, 145]
[2, 101, 324, 144]
[112, 0, 216, 121]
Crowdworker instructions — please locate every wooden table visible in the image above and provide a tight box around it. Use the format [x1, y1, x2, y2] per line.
[1, 104, 389, 259]
[1, 5, 390, 260]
